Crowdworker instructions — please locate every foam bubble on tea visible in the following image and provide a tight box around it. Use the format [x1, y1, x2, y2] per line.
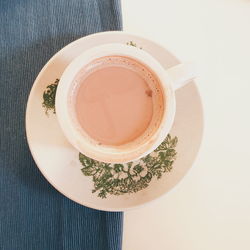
[72, 56, 164, 146]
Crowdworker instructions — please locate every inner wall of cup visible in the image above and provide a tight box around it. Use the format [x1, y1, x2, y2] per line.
[67, 55, 165, 154]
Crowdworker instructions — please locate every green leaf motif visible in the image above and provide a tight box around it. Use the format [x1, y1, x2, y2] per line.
[42, 78, 59, 114]
[79, 135, 178, 198]
[42, 80, 178, 199]
[126, 40, 143, 49]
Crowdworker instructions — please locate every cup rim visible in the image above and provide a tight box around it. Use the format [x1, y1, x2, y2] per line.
[55, 43, 176, 163]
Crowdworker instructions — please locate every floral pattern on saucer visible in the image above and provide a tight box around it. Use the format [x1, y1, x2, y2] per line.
[79, 134, 177, 198]
[42, 75, 178, 198]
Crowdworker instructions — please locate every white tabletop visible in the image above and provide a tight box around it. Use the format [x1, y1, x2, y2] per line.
[121, 1, 250, 249]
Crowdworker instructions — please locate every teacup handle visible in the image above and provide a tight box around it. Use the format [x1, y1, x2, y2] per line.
[166, 63, 196, 91]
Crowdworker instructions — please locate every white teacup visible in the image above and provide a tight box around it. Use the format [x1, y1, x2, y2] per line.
[55, 43, 195, 163]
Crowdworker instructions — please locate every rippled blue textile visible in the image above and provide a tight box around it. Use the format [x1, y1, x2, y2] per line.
[0, 1, 123, 249]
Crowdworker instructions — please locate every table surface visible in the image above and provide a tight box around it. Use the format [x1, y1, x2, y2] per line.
[121, 1, 250, 249]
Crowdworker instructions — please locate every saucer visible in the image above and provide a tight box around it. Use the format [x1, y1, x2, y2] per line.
[26, 31, 203, 211]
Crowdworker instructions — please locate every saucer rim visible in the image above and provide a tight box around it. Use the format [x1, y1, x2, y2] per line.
[25, 31, 204, 211]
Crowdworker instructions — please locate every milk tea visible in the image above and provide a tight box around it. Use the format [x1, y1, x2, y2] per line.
[73, 56, 164, 146]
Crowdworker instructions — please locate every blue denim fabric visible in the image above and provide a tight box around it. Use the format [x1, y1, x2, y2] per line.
[0, 1, 123, 249]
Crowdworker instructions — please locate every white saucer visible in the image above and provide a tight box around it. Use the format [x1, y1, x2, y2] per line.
[26, 31, 203, 211]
